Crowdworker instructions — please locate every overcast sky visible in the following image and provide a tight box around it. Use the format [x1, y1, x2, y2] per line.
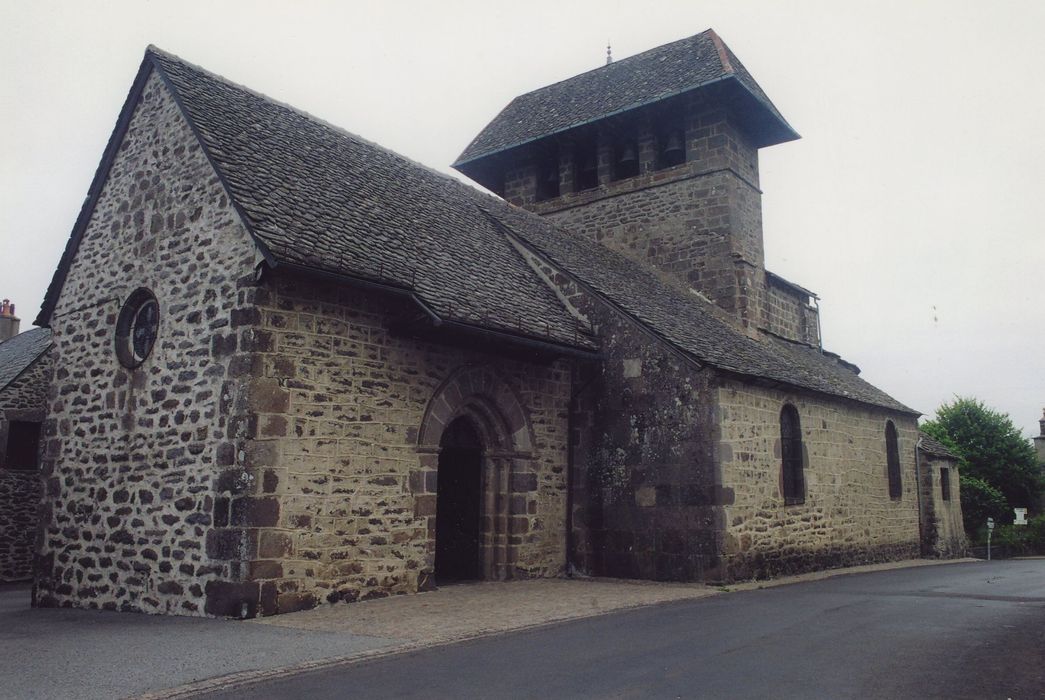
[2, 0, 1043, 437]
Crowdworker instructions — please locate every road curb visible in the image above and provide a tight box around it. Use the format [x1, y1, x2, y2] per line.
[131, 557, 982, 699]
[130, 594, 710, 699]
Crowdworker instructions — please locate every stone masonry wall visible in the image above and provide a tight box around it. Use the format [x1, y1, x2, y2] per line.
[922, 456, 966, 557]
[235, 272, 572, 614]
[571, 316, 722, 581]
[507, 100, 767, 332]
[0, 347, 53, 461]
[763, 282, 819, 347]
[0, 471, 39, 581]
[717, 379, 922, 580]
[35, 70, 261, 615]
[0, 348, 52, 580]
[512, 242, 725, 581]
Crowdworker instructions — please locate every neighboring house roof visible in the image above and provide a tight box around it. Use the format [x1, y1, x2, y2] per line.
[38, 46, 915, 415]
[0, 327, 52, 392]
[919, 432, 959, 460]
[454, 29, 798, 168]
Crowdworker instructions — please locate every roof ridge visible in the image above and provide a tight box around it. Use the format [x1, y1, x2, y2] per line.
[707, 29, 734, 74]
[511, 29, 715, 99]
[454, 28, 798, 167]
[147, 46, 491, 201]
[457, 31, 716, 165]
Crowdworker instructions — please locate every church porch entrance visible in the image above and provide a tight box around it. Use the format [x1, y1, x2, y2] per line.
[434, 417, 483, 583]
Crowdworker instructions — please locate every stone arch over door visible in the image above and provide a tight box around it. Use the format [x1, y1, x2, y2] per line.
[415, 365, 536, 585]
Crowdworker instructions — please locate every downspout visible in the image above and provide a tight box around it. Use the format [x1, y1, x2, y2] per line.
[914, 435, 925, 556]
[565, 362, 577, 577]
[814, 296, 823, 353]
[565, 362, 598, 577]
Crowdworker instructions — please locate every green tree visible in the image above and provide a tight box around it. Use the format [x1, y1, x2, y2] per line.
[957, 475, 1009, 536]
[922, 398, 1043, 526]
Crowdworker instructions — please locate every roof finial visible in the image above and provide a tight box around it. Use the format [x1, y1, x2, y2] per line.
[606, 41, 613, 65]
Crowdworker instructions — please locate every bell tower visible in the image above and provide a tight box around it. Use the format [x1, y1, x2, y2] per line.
[454, 30, 801, 334]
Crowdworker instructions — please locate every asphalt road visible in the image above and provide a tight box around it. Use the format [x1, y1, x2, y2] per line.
[0, 584, 394, 700]
[207, 560, 1045, 700]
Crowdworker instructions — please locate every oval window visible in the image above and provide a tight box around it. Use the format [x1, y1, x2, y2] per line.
[115, 288, 159, 368]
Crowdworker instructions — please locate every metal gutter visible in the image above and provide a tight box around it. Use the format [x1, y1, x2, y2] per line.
[266, 261, 600, 359]
[265, 260, 442, 325]
[434, 319, 601, 360]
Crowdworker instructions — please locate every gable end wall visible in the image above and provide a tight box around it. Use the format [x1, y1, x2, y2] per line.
[34, 71, 261, 615]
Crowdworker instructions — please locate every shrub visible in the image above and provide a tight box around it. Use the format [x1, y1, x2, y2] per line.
[984, 515, 1045, 555]
[959, 475, 1010, 537]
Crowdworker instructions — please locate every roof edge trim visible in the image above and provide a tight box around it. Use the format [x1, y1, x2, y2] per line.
[0, 338, 54, 393]
[765, 270, 818, 300]
[708, 30, 734, 74]
[481, 207, 703, 371]
[269, 259, 598, 356]
[454, 74, 740, 169]
[35, 55, 157, 327]
[267, 260, 442, 324]
[150, 51, 278, 269]
[489, 209, 919, 416]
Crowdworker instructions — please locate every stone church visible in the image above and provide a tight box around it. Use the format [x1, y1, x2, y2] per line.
[31, 30, 964, 617]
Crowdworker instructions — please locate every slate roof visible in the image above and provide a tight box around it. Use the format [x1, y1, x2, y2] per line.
[455, 29, 798, 167]
[39, 46, 915, 415]
[155, 49, 604, 351]
[489, 203, 917, 414]
[37, 48, 596, 352]
[919, 432, 959, 460]
[0, 327, 52, 392]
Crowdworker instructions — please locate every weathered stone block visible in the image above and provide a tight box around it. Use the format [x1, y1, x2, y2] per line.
[204, 580, 260, 618]
[257, 531, 293, 558]
[205, 528, 256, 560]
[230, 497, 280, 528]
[250, 378, 290, 414]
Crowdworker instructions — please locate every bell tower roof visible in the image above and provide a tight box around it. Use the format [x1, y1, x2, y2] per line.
[453, 28, 798, 183]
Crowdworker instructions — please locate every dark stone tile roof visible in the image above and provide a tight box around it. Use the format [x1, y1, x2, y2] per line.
[148, 48, 595, 352]
[919, 432, 959, 460]
[40, 46, 912, 414]
[0, 327, 52, 392]
[454, 29, 798, 166]
[489, 203, 917, 414]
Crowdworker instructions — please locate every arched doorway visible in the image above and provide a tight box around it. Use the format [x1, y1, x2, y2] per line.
[416, 365, 538, 586]
[435, 417, 484, 583]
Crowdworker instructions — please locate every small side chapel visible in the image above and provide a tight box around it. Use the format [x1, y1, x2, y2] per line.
[32, 31, 962, 617]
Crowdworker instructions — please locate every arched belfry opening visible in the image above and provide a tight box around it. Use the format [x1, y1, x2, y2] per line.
[435, 417, 483, 583]
[416, 365, 537, 587]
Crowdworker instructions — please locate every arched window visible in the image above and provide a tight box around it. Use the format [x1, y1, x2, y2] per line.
[780, 404, 804, 504]
[885, 421, 902, 499]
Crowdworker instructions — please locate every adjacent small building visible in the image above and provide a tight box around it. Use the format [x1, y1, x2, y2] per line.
[0, 300, 53, 581]
[917, 432, 966, 557]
